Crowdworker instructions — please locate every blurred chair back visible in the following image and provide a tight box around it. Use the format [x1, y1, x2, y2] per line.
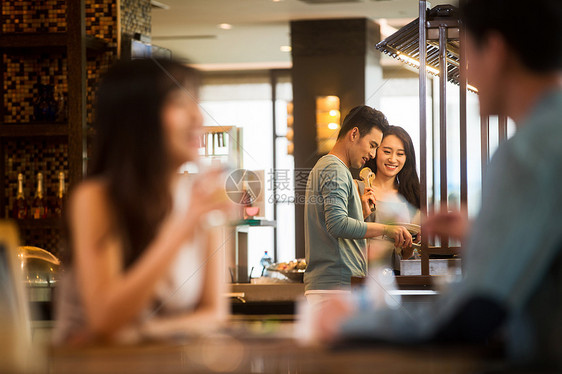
[0, 221, 32, 372]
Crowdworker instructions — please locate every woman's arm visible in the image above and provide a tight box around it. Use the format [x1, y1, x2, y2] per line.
[72, 178, 228, 341]
[139, 227, 229, 338]
[364, 223, 412, 248]
[322, 171, 410, 247]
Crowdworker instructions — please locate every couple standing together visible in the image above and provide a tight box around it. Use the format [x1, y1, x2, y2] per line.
[304, 106, 419, 304]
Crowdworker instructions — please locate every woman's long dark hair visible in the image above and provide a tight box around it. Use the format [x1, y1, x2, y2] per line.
[366, 126, 420, 209]
[82, 58, 200, 268]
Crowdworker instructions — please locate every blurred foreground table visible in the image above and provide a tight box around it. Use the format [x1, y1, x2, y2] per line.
[50, 332, 505, 374]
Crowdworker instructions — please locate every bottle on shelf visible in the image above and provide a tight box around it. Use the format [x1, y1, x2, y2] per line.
[54, 171, 66, 218]
[13, 173, 28, 219]
[259, 250, 274, 276]
[31, 172, 48, 219]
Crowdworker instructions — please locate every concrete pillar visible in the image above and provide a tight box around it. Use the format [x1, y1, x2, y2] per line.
[291, 18, 382, 258]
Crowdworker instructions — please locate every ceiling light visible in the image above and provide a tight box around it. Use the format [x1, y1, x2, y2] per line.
[396, 53, 440, 75]
[328, 123, 339, 130]
[150, 0, 170, 10]
[280, 45, 292, 52]
[218, 23, 232, 30]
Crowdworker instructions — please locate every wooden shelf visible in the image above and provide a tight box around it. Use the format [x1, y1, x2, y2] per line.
[86, 126, 96, 138]
[0, 123, 68, 138]
[85, 35, 109, 54]
[426, 246, 462, 256]
[0, 1, 92, 255]
[235, 219, 277, 227]
[15, 218, 63, 230]
[0, 32, 67, 49]
[395, 275, 438, 288]
[0, 33, 108, 54]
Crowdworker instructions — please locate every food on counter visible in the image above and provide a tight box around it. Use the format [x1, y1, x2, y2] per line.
[267, 259, 307, 282]
[272, 258, 307, 272]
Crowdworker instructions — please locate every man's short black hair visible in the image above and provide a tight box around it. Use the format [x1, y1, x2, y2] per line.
[337, 105, 389, 140]
[460, 0, 562, 73]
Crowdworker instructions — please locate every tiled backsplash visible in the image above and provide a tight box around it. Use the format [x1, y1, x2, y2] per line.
[2, 53, 68, 123]
[120, 0, 151, 38]
[1, 0, 151, 256]
[1, 0, 67, 33]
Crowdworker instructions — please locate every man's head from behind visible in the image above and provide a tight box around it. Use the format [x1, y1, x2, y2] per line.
[336, 105, 389, 169]
[460, 0, 562, 116]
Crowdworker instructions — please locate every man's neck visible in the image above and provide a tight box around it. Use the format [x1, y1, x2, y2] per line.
[329, 142, 350, 168]
[503, 71, 562, 125]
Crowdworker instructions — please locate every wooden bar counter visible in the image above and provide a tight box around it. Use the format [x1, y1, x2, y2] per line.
[49, 327, 506, 374]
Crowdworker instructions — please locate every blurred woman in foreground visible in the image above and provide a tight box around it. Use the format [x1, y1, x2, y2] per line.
[53, 59, 231, 344]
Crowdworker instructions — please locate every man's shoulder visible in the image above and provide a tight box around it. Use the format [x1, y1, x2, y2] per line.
[508, 92, 562, 168]
[311, 156, 351, 185]
[518, 89, 562, 142]
[312, 155, 349, 174]
[314, 155, 341, 167]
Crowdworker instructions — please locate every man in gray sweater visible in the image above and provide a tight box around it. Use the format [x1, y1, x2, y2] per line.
[304, 106, 412, 304]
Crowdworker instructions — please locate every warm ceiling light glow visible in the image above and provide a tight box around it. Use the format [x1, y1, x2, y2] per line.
[150, 1, 170, 10]
[218, 23, 232, 30]
[396, 54, 478, 93]
[280, 45, 292, 52]
[328, 123, 339, 130]
[329, 110, 338, 117]
[396, 53, 440, 75]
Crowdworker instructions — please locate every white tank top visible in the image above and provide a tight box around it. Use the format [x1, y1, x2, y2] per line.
[151, 174, 206, 314]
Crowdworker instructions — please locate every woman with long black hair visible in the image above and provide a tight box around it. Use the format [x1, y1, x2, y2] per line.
[53, 59, 232, 344]
[362, 125, 421, 273]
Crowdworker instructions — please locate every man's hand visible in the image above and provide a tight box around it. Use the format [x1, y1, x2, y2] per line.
[424, 210, 470, 242]
[385, 225, 413, 249]
[360, 187, 376, 219]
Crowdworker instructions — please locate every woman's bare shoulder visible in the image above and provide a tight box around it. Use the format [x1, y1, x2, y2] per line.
[69, 178, 112, 214]
[72, 178, 108, 199]
[68, 178, 122, 242]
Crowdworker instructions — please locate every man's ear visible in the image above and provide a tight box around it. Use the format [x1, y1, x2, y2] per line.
[486, 32, 511, 72]
[349, 127, 359, 142]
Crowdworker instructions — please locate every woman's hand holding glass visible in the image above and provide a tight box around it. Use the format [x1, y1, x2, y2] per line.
[167, 168, 234, 242]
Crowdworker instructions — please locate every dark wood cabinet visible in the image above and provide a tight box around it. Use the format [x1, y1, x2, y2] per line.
[0, 0, 112, 257]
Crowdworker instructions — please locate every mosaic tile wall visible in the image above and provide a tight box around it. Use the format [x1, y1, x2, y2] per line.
[1, 0, 150, 255]
[86, 0, 117, 45]
[20, 226, 64, 257]
[120, 0, 151, 38]
[85, 0, 152, 125]
[85, 0, 117, 126]
[2, 53, 68, 123]
[1, 0, 67, 33]
[86, 51, 117, 125]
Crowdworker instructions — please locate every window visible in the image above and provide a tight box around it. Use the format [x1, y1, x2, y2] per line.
[195, 71, 295, 277]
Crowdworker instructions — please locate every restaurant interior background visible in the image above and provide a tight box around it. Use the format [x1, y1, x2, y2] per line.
[149, 0, 515, 273]
[0, 0, 517, 313]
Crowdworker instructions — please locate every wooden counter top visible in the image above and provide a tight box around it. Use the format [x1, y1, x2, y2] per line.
[49, 333, 506, 374]
[230, 282, 305, 302]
